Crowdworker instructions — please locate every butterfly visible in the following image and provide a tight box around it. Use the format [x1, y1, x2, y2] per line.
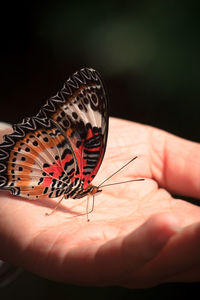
[0, 68, 109, 209]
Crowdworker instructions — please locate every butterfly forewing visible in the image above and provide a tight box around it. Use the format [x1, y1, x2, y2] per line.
[37, 68, 108, 189]
[0, 68, 108, 200]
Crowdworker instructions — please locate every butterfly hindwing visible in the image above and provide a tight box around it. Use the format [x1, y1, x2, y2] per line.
[0, 117, 81, 199]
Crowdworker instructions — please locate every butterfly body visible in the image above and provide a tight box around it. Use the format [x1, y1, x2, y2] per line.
[0, 68, 108, 201]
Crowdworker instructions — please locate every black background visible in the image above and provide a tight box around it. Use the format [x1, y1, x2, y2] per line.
[0, 0, 200, 298]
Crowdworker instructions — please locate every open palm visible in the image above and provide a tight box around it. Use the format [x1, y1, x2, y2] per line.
[0, 117, 200, 288]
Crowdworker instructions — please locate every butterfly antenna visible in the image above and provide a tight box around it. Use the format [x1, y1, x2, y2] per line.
[98, 156, 138, 188]
[100, 178, 144, 188]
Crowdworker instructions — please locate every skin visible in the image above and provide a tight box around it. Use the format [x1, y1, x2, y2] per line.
[0, 117, 200, 288]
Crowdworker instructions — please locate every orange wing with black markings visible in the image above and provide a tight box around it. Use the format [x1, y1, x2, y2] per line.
[0, 68, 108, 200]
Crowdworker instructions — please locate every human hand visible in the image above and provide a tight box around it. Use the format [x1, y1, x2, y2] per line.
[0, 117, 200, 288]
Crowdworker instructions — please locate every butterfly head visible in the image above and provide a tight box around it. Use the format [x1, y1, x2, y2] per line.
[88, 185, 102, 196]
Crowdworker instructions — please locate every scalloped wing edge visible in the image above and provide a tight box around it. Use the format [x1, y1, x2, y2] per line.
[36, 68, 101, 120]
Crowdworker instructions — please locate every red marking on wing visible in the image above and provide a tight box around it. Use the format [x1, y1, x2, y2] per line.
[41, 154, 76, 187]
[71, 130, 104, 189]
[82, 142, 103, 189]
[86, 128, 93, 139]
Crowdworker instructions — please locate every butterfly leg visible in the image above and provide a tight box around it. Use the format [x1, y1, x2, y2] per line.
[86, 195, 95, 222]
[45, 195, 65, 216]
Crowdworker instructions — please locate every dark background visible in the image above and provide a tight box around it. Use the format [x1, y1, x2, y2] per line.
[0, 1, 200, 142]
[0, 0, 200, 298]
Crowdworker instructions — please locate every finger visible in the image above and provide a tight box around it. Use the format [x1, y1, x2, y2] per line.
[151, 128, 200, 198]
[0, 124, 12, 141]
[0, 122, 12, 129]
[94, 213, 180, 286]
[128, 221, 200, 287]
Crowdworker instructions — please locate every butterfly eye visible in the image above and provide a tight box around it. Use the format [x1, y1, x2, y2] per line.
[93, 189, 102, 198]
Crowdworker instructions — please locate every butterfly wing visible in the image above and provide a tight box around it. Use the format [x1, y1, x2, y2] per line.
[37, 68, 108, 189]
[0, 68, 108, 199]
[0, 117, 81, 199]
